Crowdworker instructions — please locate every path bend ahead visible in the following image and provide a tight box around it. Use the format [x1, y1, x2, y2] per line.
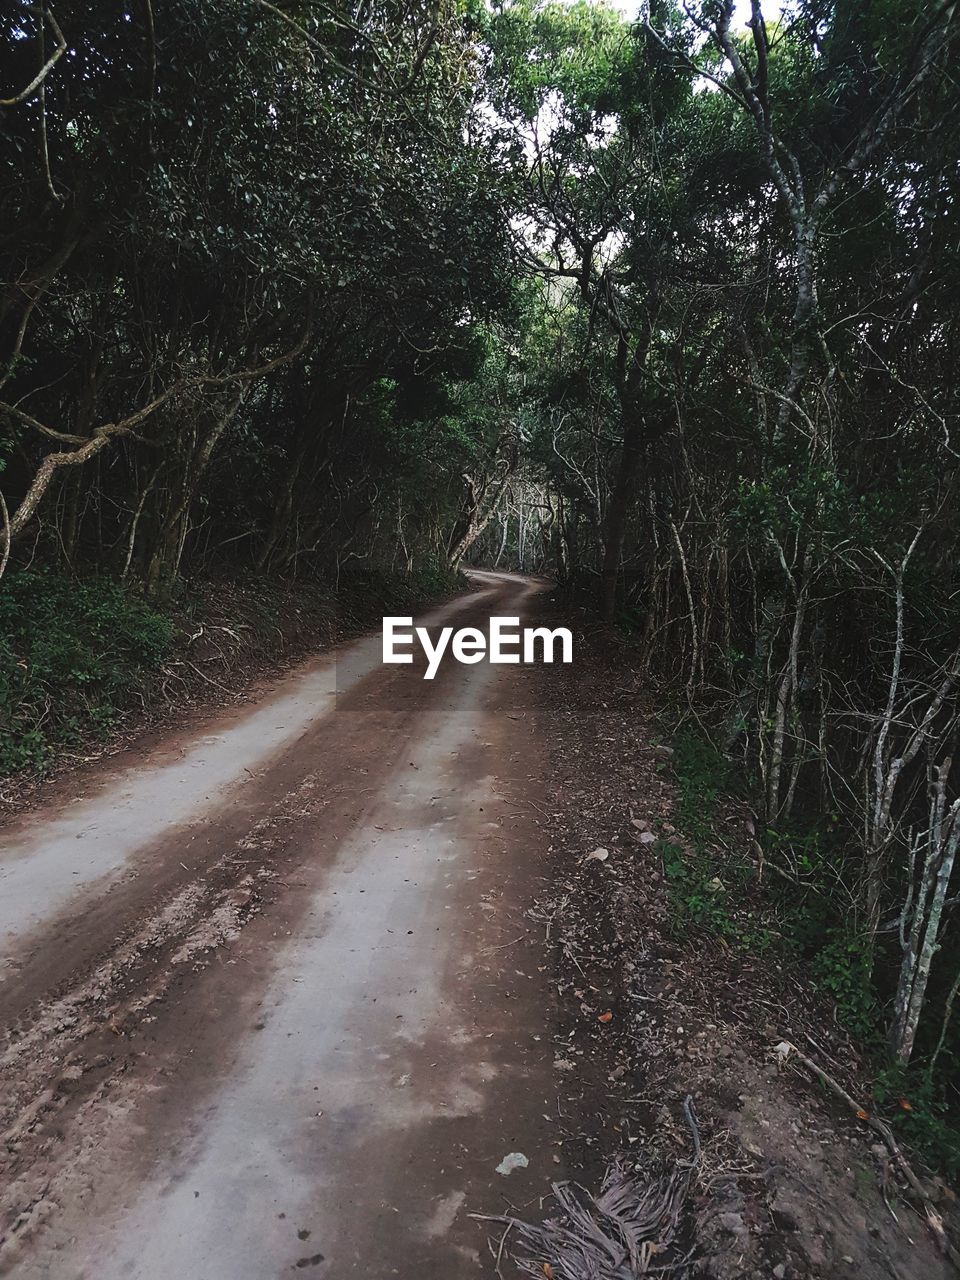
[0, 572, 561, 1279]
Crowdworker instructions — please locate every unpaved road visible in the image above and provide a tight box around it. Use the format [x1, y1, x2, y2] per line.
[0, 573, 562, 1278]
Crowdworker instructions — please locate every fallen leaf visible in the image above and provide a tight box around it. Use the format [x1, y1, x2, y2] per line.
[585, 847, 609, 862]
[856, 1108, 870, 1121]
[598, 1011, 614, 1024]
[543, 1265, 555, 1279]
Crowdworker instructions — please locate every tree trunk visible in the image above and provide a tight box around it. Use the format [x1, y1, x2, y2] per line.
[448, 432, 518, 571]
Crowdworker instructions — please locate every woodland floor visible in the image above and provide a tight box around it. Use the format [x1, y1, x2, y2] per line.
[0, 574, 954, 1279]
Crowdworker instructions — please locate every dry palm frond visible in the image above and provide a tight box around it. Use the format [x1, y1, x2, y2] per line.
[474, 1097, 700, 1279]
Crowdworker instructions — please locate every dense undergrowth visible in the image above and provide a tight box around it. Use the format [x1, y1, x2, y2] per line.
[0, 564, 461, 781]
[0, 572, 173, 775]
[664, 726, 960, 1179]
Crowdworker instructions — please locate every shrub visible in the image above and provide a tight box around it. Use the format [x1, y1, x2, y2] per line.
[672, 728, 734, 842]
[0, 571, 172, 773]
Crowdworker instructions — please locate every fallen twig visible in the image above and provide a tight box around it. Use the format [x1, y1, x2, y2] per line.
[482, 932, 529, 955]
[775, 1039, 959, 1266]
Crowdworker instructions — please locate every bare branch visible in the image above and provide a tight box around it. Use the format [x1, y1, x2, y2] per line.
[0, 6, 67, 108]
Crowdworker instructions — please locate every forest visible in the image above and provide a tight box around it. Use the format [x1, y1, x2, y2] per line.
[3, 0, 960, 1170]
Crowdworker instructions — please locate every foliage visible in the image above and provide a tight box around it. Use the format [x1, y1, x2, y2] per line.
[479, 0, 960, 1130]
[1, 0, 514, 595]
[0, 572, 172, 772]
[337, 561, 465, 621]
[3, 0, 960, 1170]
[663, 729, 778, 952]
[666, 724, 960, 1176]
[672, 729, 734, 843]
[809, 933, 881, 1041]
[873, 1066, 960, 1182]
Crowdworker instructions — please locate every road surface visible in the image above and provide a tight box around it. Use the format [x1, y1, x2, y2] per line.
[0, 573, 560, 1278]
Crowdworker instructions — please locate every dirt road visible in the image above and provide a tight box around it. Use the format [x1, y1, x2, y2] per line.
[0, 573, 561, 1279]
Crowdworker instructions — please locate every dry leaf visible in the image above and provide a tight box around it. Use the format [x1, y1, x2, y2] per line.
[585, 847, 609, 862]
[856, 1108, 870, 1120]
[542, 1266, 555, 1279]
[598, 1011, 614, 1024]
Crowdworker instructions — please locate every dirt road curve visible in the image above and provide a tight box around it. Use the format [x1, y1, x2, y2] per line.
[0, 572, 560, 1279]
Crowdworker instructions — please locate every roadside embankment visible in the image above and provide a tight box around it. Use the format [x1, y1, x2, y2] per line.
[0, 564, 463, 810]
[520, 612, 957, 1280]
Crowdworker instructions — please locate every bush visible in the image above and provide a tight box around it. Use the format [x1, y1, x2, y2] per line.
[873, 1066, 960, 1181]
[0, 570, 172, 773]
[809, 932, 880, 1040]
[672, 728, 734, 842]
[336, 560, 464, 625]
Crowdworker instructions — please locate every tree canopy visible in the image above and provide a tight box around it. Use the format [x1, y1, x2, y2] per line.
[3, 0, 960, 1163]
